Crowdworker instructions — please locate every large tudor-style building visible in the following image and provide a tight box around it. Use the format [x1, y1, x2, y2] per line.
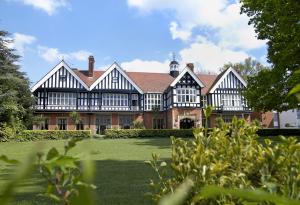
[31, 56, 260, 134]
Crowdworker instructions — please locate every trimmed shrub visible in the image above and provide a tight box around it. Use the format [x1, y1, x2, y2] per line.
[148, 118, 300, 204]
[104, 129, 196, 138]
[257, 128, 300, 136]
[16, 130, 91, 141]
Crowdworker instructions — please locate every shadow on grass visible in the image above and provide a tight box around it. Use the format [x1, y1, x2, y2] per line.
[1, 159, 172, 205]
[133, 138, 172, 149]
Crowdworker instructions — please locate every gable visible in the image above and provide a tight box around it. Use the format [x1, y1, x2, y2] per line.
[175, 72, 200, 87]
[31, 61, 89, 92]
[209, 67, 247, 93]
[170, 67, 204, 88]
[90, 62, 143, 93]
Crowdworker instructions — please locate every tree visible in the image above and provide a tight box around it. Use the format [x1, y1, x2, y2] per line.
[220, 57, 267, 81]
[70, 111, 81, 130]
[239, 0, 300, 111]
[0, 31, 34, 130]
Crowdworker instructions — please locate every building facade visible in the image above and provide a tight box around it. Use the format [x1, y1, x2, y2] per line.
[31, 56, 255, 134]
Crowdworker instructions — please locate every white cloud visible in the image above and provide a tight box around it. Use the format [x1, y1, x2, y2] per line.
[16, 0, 69, 15]
[8, 33, 36, 56]
[179, 40, 249, 73]
[38, 46, 92, 63]
[69, 50, 92, 61]
[120, 38, 249, 74]
[169, 21, 191, 41]
[127, 0, 266, 51]
[121, 59, 170, 73]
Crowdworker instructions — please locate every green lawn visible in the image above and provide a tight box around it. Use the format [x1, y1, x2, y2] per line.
[0, 138, 172, 205]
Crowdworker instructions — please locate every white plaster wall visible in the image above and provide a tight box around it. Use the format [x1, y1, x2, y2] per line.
[279, 109, 299, 128]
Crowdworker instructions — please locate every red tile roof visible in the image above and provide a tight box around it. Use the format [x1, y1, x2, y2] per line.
[73, 69, 104, 87]
[127, 72, 174, 92]
[197, 74, 218, 94]
[72, 68, 219, 94]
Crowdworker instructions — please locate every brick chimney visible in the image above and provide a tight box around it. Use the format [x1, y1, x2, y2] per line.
[88, 55, 95, 77]
[186, 63, 194, 72]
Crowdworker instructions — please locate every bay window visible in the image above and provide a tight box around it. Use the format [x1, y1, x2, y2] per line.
[144, 94, 162, 110]
[177, 88, 196, 103]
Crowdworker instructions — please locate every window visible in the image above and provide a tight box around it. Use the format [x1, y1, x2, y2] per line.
[96, 115, 111, 134]
[297, 110, 300, 119]
[273, 112, 279, 127]
[201, 95, 207, 107]
[131, 94, 138, 106]
[102, 93, 128, 106]
[48, 92, 76, 106]
[144, 94, 162, 110]
[153, 118, 164, 129]
[76, 120, 84, 130]
[177, 88, 196, 103]
[90, 93, 99, 107]
[119, 115, 133, 129]
[221, 94, 241, 107]
[57, 118, 67, 130]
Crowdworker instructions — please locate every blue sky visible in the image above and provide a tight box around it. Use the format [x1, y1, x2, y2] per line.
[1, 0, 268, 84]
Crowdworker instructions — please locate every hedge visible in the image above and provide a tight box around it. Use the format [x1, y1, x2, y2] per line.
[17, 130, 92, 141]
[257, 128, 300, 136]
[105, 128, 300, 139]
[104, 129, 195, 138]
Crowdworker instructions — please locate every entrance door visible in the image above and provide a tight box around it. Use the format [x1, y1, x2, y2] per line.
[180, 118, 195, 129]
[96, 115, 111, 134]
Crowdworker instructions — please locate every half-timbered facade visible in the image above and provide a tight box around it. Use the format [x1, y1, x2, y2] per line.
[31, 56, 253, 133]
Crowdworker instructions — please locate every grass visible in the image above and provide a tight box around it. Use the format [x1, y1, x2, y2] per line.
[0, 138, 172, 205]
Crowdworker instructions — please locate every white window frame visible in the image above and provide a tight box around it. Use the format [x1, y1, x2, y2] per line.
[177, 88, 196, 103]
[221, 94, 242, 108]
[102, 93, 128, 107]
[48, 92, 76, 106]
[144, 93, 163, 111]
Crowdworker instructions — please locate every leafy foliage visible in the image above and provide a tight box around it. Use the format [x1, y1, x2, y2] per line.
[0, 153, 35, 205]
[148, 117, 300, 204]
[132, 120, 146, 129]
[0, 31, 34, 130]
[240, 0, 300, 111]
[37, 138, 97, 205]
[69, 112, 81, 130]
[104, 129, 194, 138]
[220, 57, 268, 81]
[16, 130, 91, 141]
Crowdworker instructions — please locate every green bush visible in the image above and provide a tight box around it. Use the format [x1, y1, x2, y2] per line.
[16, 130, 91, 141]
[148, 118, 300, 204]
[257, 128, 300, 136]
[104, 129, 196, 138]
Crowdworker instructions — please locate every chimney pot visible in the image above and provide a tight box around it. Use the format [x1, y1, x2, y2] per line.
[88, 55, 94, 77]
[186, 63, 194, 72]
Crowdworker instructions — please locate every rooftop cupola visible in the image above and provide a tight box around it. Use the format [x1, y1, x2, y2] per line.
[169, 53, 179, 78]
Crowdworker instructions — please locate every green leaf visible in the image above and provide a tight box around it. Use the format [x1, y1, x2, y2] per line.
[289, 84, 300, 96]
[158, 178, 194, 205]
[0, 155, 19, 164]
[46, 147, 59, 160]
[198, 185, 300, 205]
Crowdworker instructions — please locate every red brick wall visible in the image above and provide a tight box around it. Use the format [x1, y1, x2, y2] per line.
[171, 108, 202, 129]
[250, 111, 274, 128]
